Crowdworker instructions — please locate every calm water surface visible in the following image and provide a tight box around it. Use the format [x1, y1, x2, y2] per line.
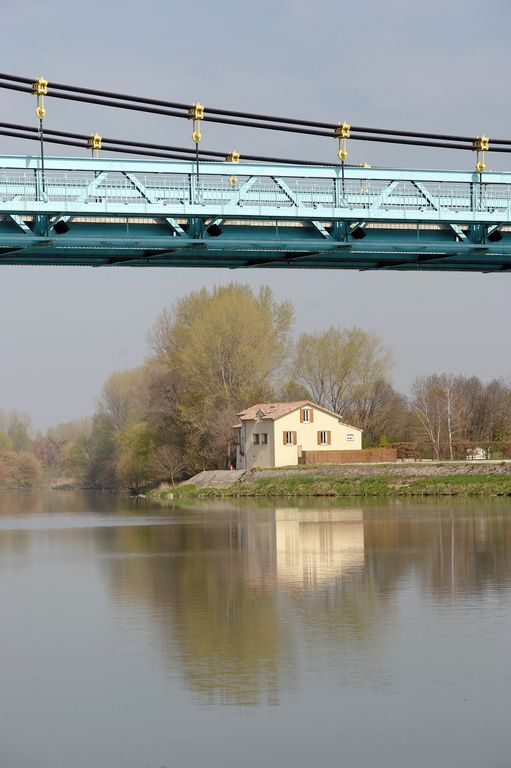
[1, 491, 511, 767]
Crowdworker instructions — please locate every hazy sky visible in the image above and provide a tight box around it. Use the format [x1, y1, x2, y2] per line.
[1, 0, 511, 429]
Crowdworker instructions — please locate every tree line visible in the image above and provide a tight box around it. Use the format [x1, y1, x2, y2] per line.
[1, 282, 511, 490]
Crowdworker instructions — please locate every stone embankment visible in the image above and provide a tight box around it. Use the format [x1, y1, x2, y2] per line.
[251, 461, 511, 480]
[181, 469, 247, 488]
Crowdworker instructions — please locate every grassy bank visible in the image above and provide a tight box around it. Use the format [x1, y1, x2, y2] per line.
[150, 469, 511, 502]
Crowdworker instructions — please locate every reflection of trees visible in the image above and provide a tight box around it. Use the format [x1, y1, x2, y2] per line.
[363, 501, 511, 599]
[0, 529, 30, 562]
[99, 499, 511, 705]
[100, 518, 292, 705]
[0, 490, 155, 571]
[99, 505, 374, 704]
[0, 490, 137, 518]
[0, 491, 45, 517]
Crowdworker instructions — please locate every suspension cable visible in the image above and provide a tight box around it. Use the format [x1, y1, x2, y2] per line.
[0, 71, 492, 143]
[1, 72, 511, 159]
[0, 123, 345, 166]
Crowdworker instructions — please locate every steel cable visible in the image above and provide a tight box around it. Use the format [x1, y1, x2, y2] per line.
[0, 124, 343, 166]
[1, 73, 511, 154]
[0, 72, 492, 142]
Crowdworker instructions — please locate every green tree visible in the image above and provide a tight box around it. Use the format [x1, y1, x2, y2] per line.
[7, 410, 32, 452]
[99, 366, 151, 430]
[84, 413, 117, 487]
[0, 431, 13, 451]
[115, 421, 158, 490]
[61, 434, 92, 481]
[149, 283, 294, 470]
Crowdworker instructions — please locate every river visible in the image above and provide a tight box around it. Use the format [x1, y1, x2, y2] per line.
[1, 491, 510, 767]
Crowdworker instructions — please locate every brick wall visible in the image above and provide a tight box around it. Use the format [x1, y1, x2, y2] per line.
[299, 448, 397, 465]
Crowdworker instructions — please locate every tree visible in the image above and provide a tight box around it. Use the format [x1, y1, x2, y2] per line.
[99, 366, 151, 430]
[0, 431, 13, 451]
[14, 452, 40, 486]
[412, 374, 464, 460]
[412, 375, 445, 460]
[144, 359, 182, 440]
[148, 283, 294, 470]
[150, 445, 186, 486]
[291, 327, 393, 418]
[345, 379, 412, 446]
[6, 410, 32, 452]
[443, 375, 461, 460]
[115, 421, 158, 490]
[61, 435, 93, 481]
[84, 413, 117, 488]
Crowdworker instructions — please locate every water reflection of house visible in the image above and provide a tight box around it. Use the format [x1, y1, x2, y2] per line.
[275, 509, 364, 590]
[241, 508, 364, 592]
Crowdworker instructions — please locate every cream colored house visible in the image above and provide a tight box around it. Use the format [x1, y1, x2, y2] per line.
[234, 401, 362, 470]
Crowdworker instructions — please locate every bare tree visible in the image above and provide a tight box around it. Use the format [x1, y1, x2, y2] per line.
[412, 374, 463, 460]
[412, 376, 444, 460]
[150, 445, 186, 486]
[292, 326, 393, 417]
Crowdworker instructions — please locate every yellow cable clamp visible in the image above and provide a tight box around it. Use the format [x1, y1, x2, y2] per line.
[188, 102, 204, 144]
[473, 135, 489, 173]
[360, 161, 371, 192]
[335, 121, 350, 162]
[227, 150, 240, 184]
[88, 133, 102, 156]
[32, 76, 48, 120]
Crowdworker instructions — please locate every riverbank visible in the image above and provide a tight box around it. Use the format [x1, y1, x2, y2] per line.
[149, 462, 511, 502]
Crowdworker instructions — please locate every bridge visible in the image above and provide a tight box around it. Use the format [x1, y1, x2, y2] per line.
[0, 72, 510, 271]
[1, 155, 510, 271]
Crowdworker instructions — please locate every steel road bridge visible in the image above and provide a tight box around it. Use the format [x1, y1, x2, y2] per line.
[1, 154, 511, 272]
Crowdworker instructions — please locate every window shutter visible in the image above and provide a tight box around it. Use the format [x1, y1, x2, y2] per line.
[327, 431, 331, 445]
[310, 409, 314, 423]
[300, 409, 304, 423]
[293, 431, 297, 445]
[317, 431, 321, 445]
[283, 432, 287, 445]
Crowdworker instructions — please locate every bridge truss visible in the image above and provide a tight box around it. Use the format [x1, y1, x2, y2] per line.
[1, 155, 511, 272]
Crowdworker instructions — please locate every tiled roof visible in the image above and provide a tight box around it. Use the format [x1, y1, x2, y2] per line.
[236, 401, 363, 431]
[236, 401, 311, 421]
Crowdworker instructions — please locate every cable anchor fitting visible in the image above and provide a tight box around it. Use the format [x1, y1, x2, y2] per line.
[188, 102, 204, 144]
[473, 135, 489, 173]
[88, 133, 102, 158]
[32, 76, 48, 120]
[335, 121, 350, 162]
[226, 151, 239, 186]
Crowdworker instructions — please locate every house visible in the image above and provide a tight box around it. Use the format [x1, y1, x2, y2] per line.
[233, 401, 362, 470]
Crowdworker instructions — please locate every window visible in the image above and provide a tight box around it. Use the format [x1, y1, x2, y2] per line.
[261, 433, 268, 445]
[346, 433, 354, 441]
[317, 430, 331, 446]
[300, 407, 313, 423]
[253, 434, 260, 445]
[283, 431, 297, 445]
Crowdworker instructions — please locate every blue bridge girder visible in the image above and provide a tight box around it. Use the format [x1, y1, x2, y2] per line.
[1, 155, 511, 271]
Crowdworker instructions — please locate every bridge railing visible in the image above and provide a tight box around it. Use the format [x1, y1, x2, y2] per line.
[0, 158, 510, 223]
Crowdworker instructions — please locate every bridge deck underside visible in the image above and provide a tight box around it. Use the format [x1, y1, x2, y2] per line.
[1, 221, 510, 272]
